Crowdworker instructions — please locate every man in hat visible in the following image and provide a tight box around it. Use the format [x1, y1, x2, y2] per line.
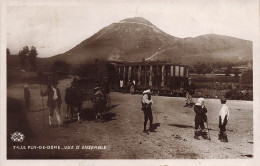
[218, 97, 230, 142]
[24, 84, 30, 111]
[194, 98, 208, 140]
[65, 83, 72, 119]
[184, 78, 196, 108]
[65, 80, 83, 122]
[93, 86, 106, 121]
[40, 80, 64, 127]
[142, 89, 153, 133]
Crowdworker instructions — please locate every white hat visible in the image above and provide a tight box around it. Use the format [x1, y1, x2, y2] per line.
[143, 89, 151, 94]
[94, 87, 100, 90]
[195, 98, 205, 106]
[197, 98, 205, 103]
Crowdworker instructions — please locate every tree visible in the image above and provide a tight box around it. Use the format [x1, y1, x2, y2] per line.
[52, 61, 70, 76]
[29, 46, 38, 70]
[194, 62, 207, 74]
[233, 68, 240, 77]
[225, 65, 232, 76]
[6, 48, 10, 57]
[195, 62, 203, 74]
[240, 69, 253, 84]
[18, 46, 30, 69]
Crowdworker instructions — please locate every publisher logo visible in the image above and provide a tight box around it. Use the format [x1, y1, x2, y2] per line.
[11, 132, 25, 142]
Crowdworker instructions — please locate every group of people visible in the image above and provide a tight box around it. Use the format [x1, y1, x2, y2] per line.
[192, 97, 229, 142]
[24, 76, 230, 142]
[119, 79, 136, 94]
[24, 76, 109, 127]
[141, 77, 230, 142]
[43, 77, 109, 125]
[23, 80, 64, 127]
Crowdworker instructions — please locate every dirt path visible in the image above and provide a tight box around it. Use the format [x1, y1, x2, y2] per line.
[7, 78, 253, 159]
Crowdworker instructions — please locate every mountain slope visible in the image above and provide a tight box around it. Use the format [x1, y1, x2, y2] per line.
[45, 17, 252, 65]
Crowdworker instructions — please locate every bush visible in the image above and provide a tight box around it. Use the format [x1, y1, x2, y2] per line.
[240, 69, 253, 84]
[52, 61, 70, 76]
[233, 68, 240, 77]
[191, 74, 252, 100]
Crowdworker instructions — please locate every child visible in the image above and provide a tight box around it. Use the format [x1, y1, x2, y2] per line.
[219, 97, 230, 142]
[142, 89, 153, 133]
[194, 98, 208, 140]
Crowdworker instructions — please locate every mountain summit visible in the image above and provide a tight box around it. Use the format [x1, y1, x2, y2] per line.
[48, 17, 252, 65]
[119, 17, 154, 26]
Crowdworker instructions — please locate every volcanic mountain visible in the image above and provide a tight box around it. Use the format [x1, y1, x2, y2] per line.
[46, 17, 252, 65]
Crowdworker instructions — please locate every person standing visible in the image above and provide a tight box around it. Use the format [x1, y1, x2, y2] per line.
[40, 80, 64, 127]
[93, 87, 106, 121]
[24, 84, 30, 111]
[184, 78, 196, 108]
[194, 98, 208, 140]
[65, 83, 72, 119]
[73, 76, 78, 84]
[130, 80, 135, 95]
[218, 97, 230, 142]
[120, 79, 124, 93]
[142, 89, 153, 133]
[65, 81, 83, 122]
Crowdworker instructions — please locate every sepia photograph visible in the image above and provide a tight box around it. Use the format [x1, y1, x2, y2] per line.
[1, 0, 259, 165]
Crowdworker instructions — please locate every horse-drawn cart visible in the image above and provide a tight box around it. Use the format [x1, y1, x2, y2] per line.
[66, 77, 111, 122]
[77, 77, 111, 119]
[77, 77, 110, 106]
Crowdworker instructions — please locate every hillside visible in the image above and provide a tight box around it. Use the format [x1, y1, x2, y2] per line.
[37, 17, 253, 65]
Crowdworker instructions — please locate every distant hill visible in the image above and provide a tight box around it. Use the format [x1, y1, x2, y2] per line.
[39, 17, 253, 65]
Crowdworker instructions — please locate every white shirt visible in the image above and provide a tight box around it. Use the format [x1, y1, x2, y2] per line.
[142, 94, 153, 105]
[120, 80, 123, 87]
[95, 90, 103, 96]
[52, 87, 58, 100]
[219, 104, 230, 124]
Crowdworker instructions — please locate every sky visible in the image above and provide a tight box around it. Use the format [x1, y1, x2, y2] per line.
[5, 0, 259, 58]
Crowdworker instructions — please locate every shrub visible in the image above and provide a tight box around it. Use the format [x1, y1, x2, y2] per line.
[240, 69, 253, 84]
[51, 61, 70, 76]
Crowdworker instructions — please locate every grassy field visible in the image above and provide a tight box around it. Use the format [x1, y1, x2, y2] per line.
[190, 74, 253, 100]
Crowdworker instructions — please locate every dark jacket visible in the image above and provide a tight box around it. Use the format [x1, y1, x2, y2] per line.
[24, 88, 30, 100]
[65, 86, 84, 105]
[93, 90, 105, 104]
[194, 105, 207, 123]
[185, 82, 196, 95]
[41, 86, 62, 108]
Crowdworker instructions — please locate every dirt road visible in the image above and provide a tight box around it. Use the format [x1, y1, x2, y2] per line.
[7, 78, 253, 159]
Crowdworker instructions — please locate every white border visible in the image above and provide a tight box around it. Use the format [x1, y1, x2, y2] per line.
[1, 0, 259, 166]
